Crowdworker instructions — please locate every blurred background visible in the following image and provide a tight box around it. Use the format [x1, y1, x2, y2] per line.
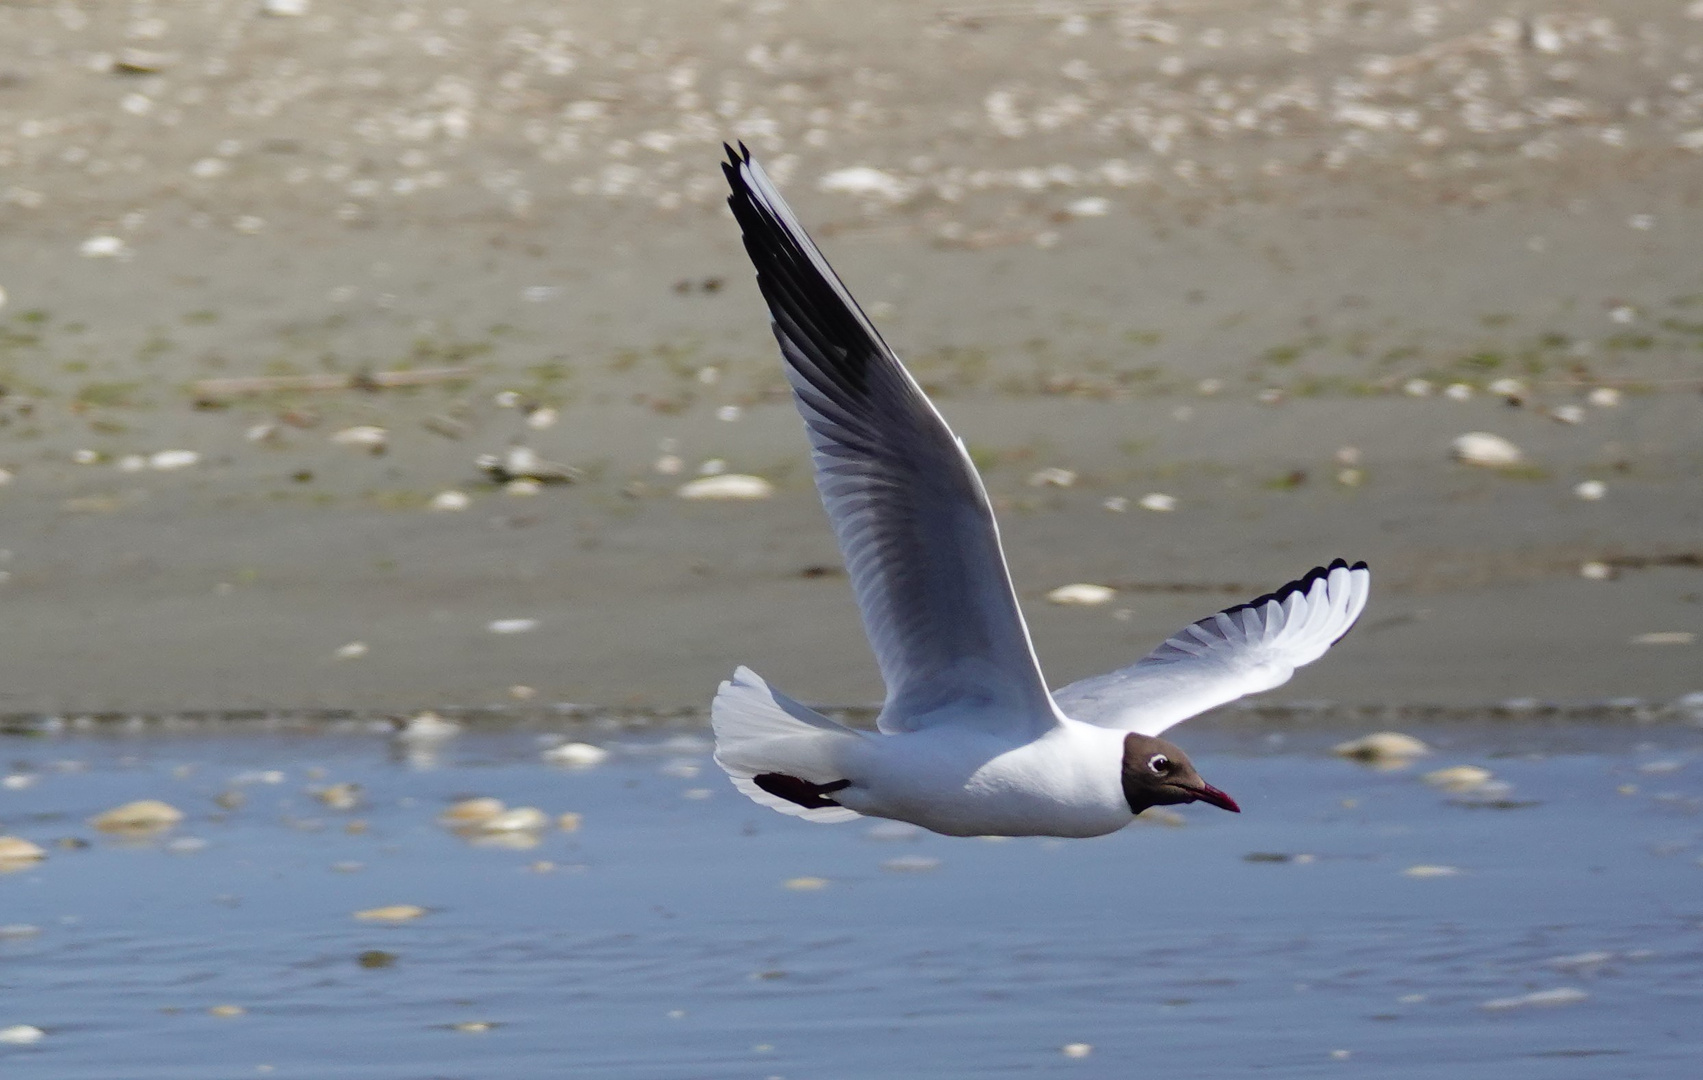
[3, 5, 1703, 1079]
[0, 0, 1699, 713]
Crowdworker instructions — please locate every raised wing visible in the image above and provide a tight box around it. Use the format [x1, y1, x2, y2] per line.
[1053, 560, 1370, 735]
[723, 144, 1058, 736]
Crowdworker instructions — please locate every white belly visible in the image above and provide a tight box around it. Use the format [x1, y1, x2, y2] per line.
[832, 724, 1134, 838]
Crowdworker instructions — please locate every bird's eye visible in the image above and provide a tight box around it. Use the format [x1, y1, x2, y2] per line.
[1148, 754, 1170, 774]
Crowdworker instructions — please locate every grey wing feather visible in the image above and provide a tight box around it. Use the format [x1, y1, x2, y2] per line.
[723, 145, 1058, 736]
[1054, 561, 1370, 735]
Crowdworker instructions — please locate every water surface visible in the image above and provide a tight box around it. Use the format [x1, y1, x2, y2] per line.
[2, 717, 1700, 1078]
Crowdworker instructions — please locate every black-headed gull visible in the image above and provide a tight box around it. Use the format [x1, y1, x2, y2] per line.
[712, 145, 1369, 838]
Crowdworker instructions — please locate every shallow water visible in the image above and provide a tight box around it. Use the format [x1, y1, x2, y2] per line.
[2, 719, 1701, 1079]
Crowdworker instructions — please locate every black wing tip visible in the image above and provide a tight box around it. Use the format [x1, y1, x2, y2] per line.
[1219, 559, 1370, 618]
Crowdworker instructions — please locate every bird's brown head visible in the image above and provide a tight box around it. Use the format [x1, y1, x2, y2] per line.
[1120, 733, 1240, 816]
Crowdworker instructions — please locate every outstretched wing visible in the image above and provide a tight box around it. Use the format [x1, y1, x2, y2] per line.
[1053, 561, 1370, 735]
[723, 145, 1058, 736]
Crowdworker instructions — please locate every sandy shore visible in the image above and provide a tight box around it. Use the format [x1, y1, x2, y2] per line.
[0, 1, 1699, 711]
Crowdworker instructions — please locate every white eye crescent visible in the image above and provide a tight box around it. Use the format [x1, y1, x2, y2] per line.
[1148, 753, 1170, 774]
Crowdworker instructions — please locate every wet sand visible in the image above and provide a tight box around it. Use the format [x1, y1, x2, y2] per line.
[0, 1, 1700, 711]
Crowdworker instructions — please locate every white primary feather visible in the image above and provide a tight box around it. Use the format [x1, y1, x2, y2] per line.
[1052, 561, 1370, 736]
[723, 145, 1060, 740]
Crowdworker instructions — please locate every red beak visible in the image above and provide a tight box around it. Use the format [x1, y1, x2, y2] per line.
[1186, 783, 1241, 813]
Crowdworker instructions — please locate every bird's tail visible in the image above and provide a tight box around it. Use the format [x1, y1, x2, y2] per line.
[711, 666, 865, 823]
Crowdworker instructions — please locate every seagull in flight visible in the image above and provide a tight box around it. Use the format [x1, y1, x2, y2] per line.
[711, 145, 1369, 838]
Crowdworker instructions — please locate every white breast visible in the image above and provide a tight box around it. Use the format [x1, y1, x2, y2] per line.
[836, 720, 1133, 838]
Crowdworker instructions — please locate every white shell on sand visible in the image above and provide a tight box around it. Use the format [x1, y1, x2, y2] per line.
[1580, 561, 1615, 581]
[818, 166, 909, 202]
[429, 490, 470, 511]
[353, 904, 427, 922]
[79, 235, 129, 258]
[1452, 432, 1523, 467]
[0, 836, 47, 864]
[478, 807, 548, 832]
[1422, 765, 1494, 792]
[542, 742, 609, 767]
[1630, 631, 1695, 646]
[394, 711, 458, 740]
[439, 797, 506, 825]
[1481, 987, 1587, 1010]
[1403, 865, 1462, 878]
[1587, 387, 1622, 407]
[783, 876, 830, 890]
[676, 474, 774, 500]
[1138, 492, 1176, 512]
[149, 450, 200, 470]
[1061, 1043, 1093, 1059]
[1574, 480, 1606, 501]
[1549, 404, 1586, 425]
[1046, 583, 1115, 606]
[331, 425, 388, 450]
[90, 799, 184, 831]
[1333, 732, 1430, 764]
[0, 1026, 45, 1045]
[487, 618, 538, 634]
[261, 0, 310, 15]
[334, 641, 368, 659]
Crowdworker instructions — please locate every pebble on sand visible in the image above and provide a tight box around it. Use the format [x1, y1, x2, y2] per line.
[353, 904, 428, 922]
[1422, 765, 1494, 792]
[487, 618, 538, 634]
[676, 474, 775, 500]
[0, 836, 47, 865]
[542, 742, 610, 767]
[1047, 583, 1115, 606]
[1451, 432, 1523, 468]
[429, 490, 470, 511]
[1574, 480, 1607, 501]
[208, 1004, 246, 1018]
[1333, 732, 1430, 764]
[1481, 987, 1588, 1011]
[1580, 561, 1615, 581]
[1403, 865, 1462, 878]
[0, 1025, 45, 1045]
[1587, 387, 1622, 407]
[1061, 1043, 1093, 1058]
[89, 799, 184, 832]
[313, 783, 361, 811]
